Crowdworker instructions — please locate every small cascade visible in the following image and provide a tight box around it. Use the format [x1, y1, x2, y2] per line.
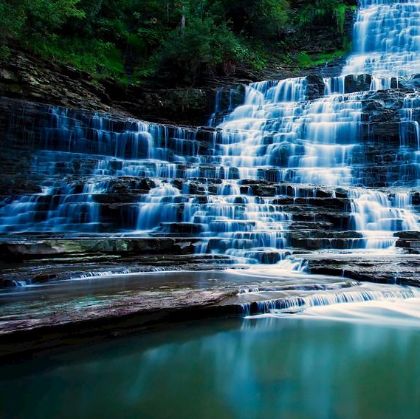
[198, 195, 291, 264]
[400, 93, 420, 186]
[0, 180, 103, 233]
[208, 88, 223, 127]
[218, 81, 362, 186]
[323, 76, 346, 95]
[137, 181, 181, 231]
[350, 189, 418, 249]
[240, 284, 418, 316]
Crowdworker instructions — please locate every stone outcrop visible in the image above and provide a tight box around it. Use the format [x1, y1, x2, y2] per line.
[0, 49, 219, 125]
[0, 237, 235, 288]
[395, 231, 420, 254]
[306, 253, 420, 287]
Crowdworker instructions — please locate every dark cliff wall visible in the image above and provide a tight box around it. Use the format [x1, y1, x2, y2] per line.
[0, 50, 217, 125]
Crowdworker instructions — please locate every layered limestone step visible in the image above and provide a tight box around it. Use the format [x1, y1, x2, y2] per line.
[305, 252, 420, 287]
[2, 87, 419, 171]
[395, 231, 420, 253]
[1, 235, 419, 288]
[0, 237, 233, 287]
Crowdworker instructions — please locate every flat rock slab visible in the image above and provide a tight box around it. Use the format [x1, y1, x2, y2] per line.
[0, 241, 419, 358]
[0, 270, 366, 357]
[305, 251, 420, 286]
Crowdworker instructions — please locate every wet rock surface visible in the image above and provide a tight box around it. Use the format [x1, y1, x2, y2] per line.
[0, 266, 407, 358]
[305, 252, 420, 287]
[395, 231, 420, 253]
[1, 262, 417, 360]
[1, 232, 419, 288]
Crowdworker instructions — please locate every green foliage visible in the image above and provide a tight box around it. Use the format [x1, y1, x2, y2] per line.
[0, 0, 354, 86]
[297, 49, 349, 68]
[26, 0, 84, 28]
[219, 0, 289, 39]
[0, 2, 25, 39]
[294, 0, 354, 35]
[157, 16, 246, 84]
[0, 0, 84, 36]
[32, 37, 126, 80]
[0, 44, 11, 60]
[335, 4, 347, 33]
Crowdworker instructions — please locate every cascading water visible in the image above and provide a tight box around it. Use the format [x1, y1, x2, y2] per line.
[342, 0, 420, 248]
[342, 0, 420, 79]
[0, 0, 419, 267]
[400, 93, 420, 185]
[349, 189, 418, 248]
[239, 283, 418, 316]
[211, 0, 420, 252]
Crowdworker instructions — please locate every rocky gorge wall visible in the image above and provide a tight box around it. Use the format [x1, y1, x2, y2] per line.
[0, 49, 215, 125]
[0, 16, 353, 129]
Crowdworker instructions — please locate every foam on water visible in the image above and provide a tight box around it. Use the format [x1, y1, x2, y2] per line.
[264, 297, 420, 328]
[243, 283, 420, 323]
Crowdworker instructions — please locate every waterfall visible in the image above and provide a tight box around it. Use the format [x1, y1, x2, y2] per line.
[0, 0, 419, 266]
[212, 0, 420, 252]
[342, 0, 420, 248]
[342, 0, 420, 79]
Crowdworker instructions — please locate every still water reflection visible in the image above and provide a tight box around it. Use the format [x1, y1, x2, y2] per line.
[0, 300, 419, 419]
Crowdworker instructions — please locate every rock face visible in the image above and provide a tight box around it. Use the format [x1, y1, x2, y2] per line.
[0, 237, 235, 288]
[0, 29, 357, 127]
[306, 253, 420, 287]
[0, 52, 113, 112]
[395, 231, 420, 254]
[0, 49, 221, 125]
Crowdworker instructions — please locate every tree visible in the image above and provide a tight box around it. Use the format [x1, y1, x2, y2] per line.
[157, 14, 244, 84]
[219, 0, 289, 39]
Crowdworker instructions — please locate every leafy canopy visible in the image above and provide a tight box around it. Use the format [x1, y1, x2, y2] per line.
[0, 0, 352, 85]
